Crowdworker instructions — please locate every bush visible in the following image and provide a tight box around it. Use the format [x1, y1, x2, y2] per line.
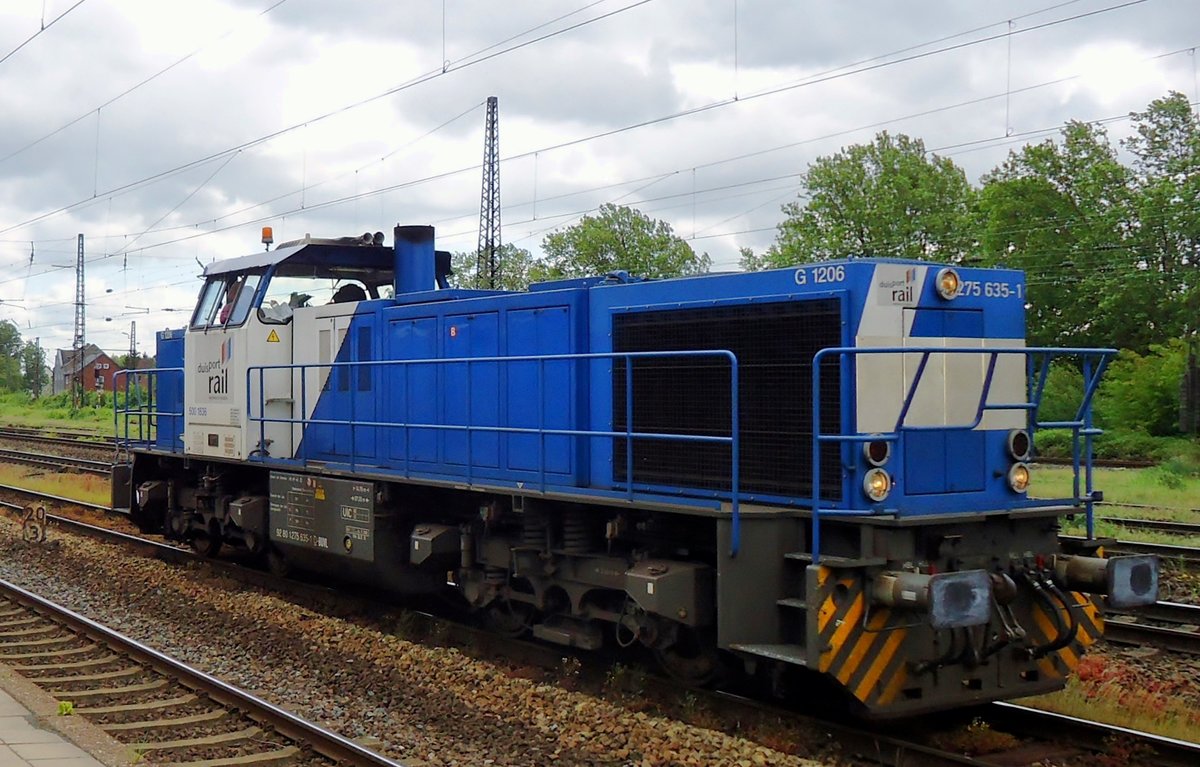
[1036, 363, 1084, 424]
[1091, 429, 1169, 461]
[1033, 427, 1199, 464]
[1094, 340, 1188, 436]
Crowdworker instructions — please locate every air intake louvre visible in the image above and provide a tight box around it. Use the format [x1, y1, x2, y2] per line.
[613, 298, 842, 499]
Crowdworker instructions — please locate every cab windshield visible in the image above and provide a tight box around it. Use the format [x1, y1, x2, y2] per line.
[190, 273, 262, 329]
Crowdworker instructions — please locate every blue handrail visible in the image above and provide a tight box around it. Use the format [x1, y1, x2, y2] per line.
[246, 349, 745, 556]
[810, 345, 1115, 565]
[113, 367, 185, 454]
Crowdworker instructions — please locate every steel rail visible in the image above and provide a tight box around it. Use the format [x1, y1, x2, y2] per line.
[0, 428, 115, 449]
[1104, 600, 1200, 654]
[1034, 456, 1156, 469]
[0, 576, 406, 767]
[1098, 516, 1200, 536]
[5, 486, 1199, 765]
[988, 702, 1200, 767]
[0, 482, 112, 512]
[1, 501, 1028, 766]
[1058, 535, 1200, 566]
[0, 448, 111, 475]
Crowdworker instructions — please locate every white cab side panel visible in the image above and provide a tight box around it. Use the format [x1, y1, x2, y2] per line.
[290, 302, 360, 453]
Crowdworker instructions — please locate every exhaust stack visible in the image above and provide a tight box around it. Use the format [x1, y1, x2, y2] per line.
[394, 225, 435, 295]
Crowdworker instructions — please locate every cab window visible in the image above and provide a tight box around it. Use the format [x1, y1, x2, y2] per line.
[190, 273, 262, 329]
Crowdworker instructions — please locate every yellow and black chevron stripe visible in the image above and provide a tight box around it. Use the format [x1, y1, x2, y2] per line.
[811, 565, 911, 707]
[1027, 589, 1104, 680]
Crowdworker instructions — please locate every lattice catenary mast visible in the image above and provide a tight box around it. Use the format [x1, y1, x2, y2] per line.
[72, 233, 85, 407]
[476, 96, 501, 289]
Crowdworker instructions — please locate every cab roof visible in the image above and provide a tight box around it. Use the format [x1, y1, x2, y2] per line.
[202, 241, 394, 279]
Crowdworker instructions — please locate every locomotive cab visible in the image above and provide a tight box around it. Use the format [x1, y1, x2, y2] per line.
[182, 236, 395, 463]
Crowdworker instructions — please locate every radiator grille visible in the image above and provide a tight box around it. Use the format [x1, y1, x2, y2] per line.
[613, 298, 842, 499]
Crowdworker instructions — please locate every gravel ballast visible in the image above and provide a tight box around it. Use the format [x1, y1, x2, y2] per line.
[0, 514, 830, 767]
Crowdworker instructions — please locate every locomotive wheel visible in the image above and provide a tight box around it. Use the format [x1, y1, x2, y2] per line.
[131, 506, 163, 535]
[655, 627, 723, 687]
[265, 547, 291, 578]
[190, 521, 222, 558]
[483, 599, 534, 638]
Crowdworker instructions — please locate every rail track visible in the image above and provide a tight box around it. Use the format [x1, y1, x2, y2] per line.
[1034, 456, 1157, 469]
[984, 701, 1200, 767]
[0, 576, 402, 767]
[0, 448, 112, 476]
[1097, 515, 1200, 537]
[0, 426, 116, 452]
[1104, 600, 1200, 655]
[2, 485, 1198, 766]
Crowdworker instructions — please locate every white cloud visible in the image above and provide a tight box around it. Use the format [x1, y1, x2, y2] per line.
[0, 0, 1196, 353]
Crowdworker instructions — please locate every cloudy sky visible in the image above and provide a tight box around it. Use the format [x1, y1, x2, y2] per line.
[0, 0, 1196, 356]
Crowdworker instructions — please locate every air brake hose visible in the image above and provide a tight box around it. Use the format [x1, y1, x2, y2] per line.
[1022, 571, 1069, 660]
[1032, 576, 1080, 659]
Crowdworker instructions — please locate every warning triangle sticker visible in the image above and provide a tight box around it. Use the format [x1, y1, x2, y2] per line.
[266, 329, 280, 343]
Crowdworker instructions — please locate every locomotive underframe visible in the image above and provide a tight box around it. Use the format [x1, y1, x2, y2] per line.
[123, 447, 1101, 716]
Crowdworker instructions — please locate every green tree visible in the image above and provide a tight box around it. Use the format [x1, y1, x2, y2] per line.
[975, 121, 1135, 349]
[540, 204, 710, 279]
[1095, 339, 1189, 436]
[1122, 92, 1200, 342]
[0, 320, 24, 391]
[20, 341, 46, 396]
[450, 243, 545, 291]
[762, 131, 975, 267]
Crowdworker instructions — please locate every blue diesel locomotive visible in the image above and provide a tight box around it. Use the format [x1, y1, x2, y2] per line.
[116, 225, 1158, 716]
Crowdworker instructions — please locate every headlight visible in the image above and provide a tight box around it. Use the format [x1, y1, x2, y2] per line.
[935, 267, 961, 300]
[1007, 462, 1030, 493]
[863, 439, 891, 467]
[1007, 429, 1031, 460]
[863, 468, 891, 502]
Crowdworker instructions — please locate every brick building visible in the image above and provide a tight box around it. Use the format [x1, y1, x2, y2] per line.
[52, 344, 123, 394]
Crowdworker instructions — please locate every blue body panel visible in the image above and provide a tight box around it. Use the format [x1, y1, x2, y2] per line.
[153, 329, 185, 452]
[139, 256, 1113, 530]
[297, 288, 591, 487]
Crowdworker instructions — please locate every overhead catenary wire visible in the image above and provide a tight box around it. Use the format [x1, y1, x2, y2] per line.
[0, 0, 296, 169]
[21, 24, 1190, 277]
[1, 0, 1188, 322]
[0, 0, 1145, 244]
[0, 0, 659, 239]
[0, 0, 91, 68]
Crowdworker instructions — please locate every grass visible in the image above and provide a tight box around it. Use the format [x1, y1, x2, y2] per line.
[1033, 465, 1200, 546]
[0, 464, 110, 506]
[1019, 655, 1200, 747]
[0, 391, 126, 436]
[1032, 466, 1200, 513]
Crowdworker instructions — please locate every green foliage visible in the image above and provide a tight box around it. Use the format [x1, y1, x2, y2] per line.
[976, 121, 1134, 348]
[0, 320, 22, 391]
[763, 131, 975, 266]
[1095, 340, 1188, 436]
[1034, 427, 1196, 463]
[449, 243, 545, 291]
[1036, 363, 1084, 425]
[1090, 429, 1173, 461]
[21, 341, 47, 395]
[540, 203, 710, 279]
[1032, 428, 1073, 459]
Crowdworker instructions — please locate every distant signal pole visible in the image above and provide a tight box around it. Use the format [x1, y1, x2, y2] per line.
[477, 96, 501, 289]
